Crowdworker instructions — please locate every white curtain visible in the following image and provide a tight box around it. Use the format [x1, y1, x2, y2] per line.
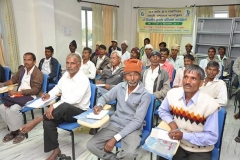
[0, 0, 20, 72]
[92, 4, 103, 48]
[113, 7, 118, 40]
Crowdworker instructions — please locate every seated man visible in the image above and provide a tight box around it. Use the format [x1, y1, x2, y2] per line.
[199, 47, 222, 79]
[91, 44, 110, 77]
[141, 44, 153, 67]
[217, 46, 231, 75]
[20, 53, 91, 160]
[142, 50, 170, 107]
[159, 42, 167, 51]
[38, 46, 59, 83]
[96, 50, 124, 98]
[129, 47, 140, 59]
[0, 64, 5, 82]
[80, 47, 96, 80]
[182, 43, 198, 64]
[139, 38, 150, 59]
[233, 56, 240, 92]
[173, 54, 195, 87]
[158, 65, 219, 160]
[0, 52, 43, 144]
[168, 44, 184, 70]
[69, 40, 81, 56]
[200, 61, 228, 106]
[159, 48, 174, 82]
[90, 41, 102, 61]
[108, 39, 121, 56]
[87, 59, 151, 160]
[121, 40, 130, 62]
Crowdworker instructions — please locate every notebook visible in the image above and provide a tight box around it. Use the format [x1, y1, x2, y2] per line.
[86, 110, 109, 120]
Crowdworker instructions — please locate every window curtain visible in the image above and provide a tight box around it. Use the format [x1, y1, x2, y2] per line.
[163, 34, 182, 50]
[102, 6, 113, 47]
[150, 33, 164, 50]
[136, 32, 150, 48]
[92, 4, 103, 48]
[236, 5, 240, 17]
[0, 0, 20, 72]
[0, 34, 6, 65]
[113, 7, 118, 40]
[196, 6, 213, 18]
[229, 5, 236, 17]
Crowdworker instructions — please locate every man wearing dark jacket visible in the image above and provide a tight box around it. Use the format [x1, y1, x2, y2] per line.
[0, 64, 5, 82]
[38, 46, 59, 83]
[108, 40, 121, 56]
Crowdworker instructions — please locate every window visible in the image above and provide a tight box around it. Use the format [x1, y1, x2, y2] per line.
[214, 11, 229, 18]
[81, 8, 92, 49]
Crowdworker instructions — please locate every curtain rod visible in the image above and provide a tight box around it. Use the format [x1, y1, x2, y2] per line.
[133, 4, 239, 9]
[77, 0, 119, 8]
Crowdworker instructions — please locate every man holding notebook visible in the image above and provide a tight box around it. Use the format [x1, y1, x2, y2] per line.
[87, 59, 151, 160]
[20, 53, 91, 160]
[158, 65, 219, 160]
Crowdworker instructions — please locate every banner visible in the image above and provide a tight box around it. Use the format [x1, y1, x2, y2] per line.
[138, 8, 193, 34]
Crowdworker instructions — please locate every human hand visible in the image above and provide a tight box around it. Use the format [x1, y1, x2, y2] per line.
[168, 129, 183, 140]
[0, 83, 5, 88]
[45, 105, 54, 119]
[93, 105, 102, 115]
[8, 90, 18, 96]
[104, 137, 117, 152]
[42, 93, 50, 101]
[104, 84, 110, 90]
[168, 121, 178, 130]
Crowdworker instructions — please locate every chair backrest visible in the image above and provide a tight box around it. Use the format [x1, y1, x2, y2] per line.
[55, 63, 61, 84]
[42, 74, 49, 93]
[90, 83, 97, 109]
[170, 69, 176, 88]
[219, 65, 224, 80]
[229, 60, 234, 77]
[143, 94, 155, 132]
[215, 107, 227, 150]
[3, 67, 11, 81]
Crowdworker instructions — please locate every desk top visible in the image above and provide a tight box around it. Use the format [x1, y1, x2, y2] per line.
[0, 84, 17, 94]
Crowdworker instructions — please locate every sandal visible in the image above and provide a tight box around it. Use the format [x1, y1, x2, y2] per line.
[2, 132, 17, 143]
[55, 154, 71, 160]
[234, 113, 240, 120]
[13, 132, 25, 144]
[235, 137, 240, 143]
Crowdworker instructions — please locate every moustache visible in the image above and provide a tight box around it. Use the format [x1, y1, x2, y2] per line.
[184, 84, 192, 87]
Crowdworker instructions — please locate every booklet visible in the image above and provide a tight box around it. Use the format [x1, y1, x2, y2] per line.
[86, 110, 109, 120]
[142, 121, 180, 159]
[26, 96, 57, 108]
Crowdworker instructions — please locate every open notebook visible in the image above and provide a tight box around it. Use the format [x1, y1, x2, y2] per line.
[86, 110, 109, 120]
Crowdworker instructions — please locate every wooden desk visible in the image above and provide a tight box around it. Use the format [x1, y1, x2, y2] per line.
[0, 84, 17, 94]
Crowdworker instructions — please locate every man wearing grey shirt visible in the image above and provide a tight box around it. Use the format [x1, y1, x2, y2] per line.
[87, 59, 151, 160]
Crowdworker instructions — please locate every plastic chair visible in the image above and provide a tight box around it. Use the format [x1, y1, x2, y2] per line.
[57, 83, 97, 160]
[97, 94, 155, 160]
[3, 67, 11, 80]
[170, 69, 176, 88]
[20, 74, 49, 138]
[222, 60, 234, 98]
[48, 63, 61, 91]
[212, 107, 227, 160]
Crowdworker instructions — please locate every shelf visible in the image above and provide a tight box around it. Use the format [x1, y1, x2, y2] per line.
[195, 53, 208, 58]
[197, 31, 231, 35]
[231, 44, 240, 48]
[196, 43, 228, 47]
[233, 31, 240, 34]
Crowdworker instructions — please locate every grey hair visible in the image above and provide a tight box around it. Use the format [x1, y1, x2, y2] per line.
[206, 61, 220, 70]
[111, 50, 122, 59]
[66, 53, 81, 65]
[184, 64, 205, 80]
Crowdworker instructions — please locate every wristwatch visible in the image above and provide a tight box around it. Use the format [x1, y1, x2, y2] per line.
[97, 103, 103, 108]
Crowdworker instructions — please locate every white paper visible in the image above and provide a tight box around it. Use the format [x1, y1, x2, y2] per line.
[223, 71, 229, 77]
[150, 128, 178, 143]
[0, 86, 7, 91]
[96, 84, 105, 87]
[26, 96, 57, 108]
[87, 110, 108, 120]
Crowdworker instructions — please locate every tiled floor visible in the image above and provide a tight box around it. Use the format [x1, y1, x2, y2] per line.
[0, 98, 240, 160]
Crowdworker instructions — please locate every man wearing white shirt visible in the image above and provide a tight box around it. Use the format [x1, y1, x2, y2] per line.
[200, 61, 227, 106]
[20, 53, 91, 160]
[168, 44, 184, 70]
[80, 47, 96, 80]
[199, 47, 222, 79]
[121, 40, 130, 62]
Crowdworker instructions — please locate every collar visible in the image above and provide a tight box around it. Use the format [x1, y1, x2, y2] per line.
[66, 69, 81, 82]
[44, 57, 51, 62]
[83, 60, 90, 65]
[98, 55, 105, 60]
[178, 88, 199, 106]
[217, 55, 227, 60]
[122, 81, 144, 94]
[24, 66, 35, 75]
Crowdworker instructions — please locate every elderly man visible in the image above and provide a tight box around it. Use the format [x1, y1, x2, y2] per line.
[87, 59, 151, 160]
[168, 44, 184, 70]
[80, 47, 96, 80]
[200, 61, 227, 106]
[159, 48, 174, 82]
[158, 65, 219, 160]
[141, 44, 153, 67]
[182, 43, 198, 64]
[38, 46, 59, 83]
[20, 54, 91, 160]
[96, 51, 124, 98]
[0, 52, 43, 144]
[92, 45, 110, 77]
[173, 54, 195, 88]
[108, 39, 121, 56]
[142, 50, 170, 107]
[121, 40, 130, 62]
[199, 47, 222, 79]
